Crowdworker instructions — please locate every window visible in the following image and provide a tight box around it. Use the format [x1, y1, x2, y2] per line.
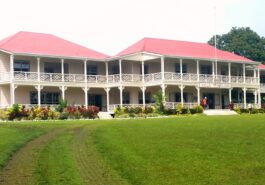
[175, 63, 187, 73]
[112, 65, 119, 74]
[122, 92, 130, 104]
[200, 65, 212, 75]
[30, 92, 60, 104]
[138, 92, 152, 104]
[14, 60, 30, 72]
[175, 92, 188, 102]
[87, 65, 97, 75]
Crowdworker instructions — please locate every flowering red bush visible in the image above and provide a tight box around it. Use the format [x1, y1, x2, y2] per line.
[78, 106, 99, 119]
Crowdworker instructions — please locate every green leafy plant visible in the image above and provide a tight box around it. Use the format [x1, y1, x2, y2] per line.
[56, 99, 68, 113]
[153, 90, 166, 114]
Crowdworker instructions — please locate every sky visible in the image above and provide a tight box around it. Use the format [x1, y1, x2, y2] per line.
[0, 0, 264, 56]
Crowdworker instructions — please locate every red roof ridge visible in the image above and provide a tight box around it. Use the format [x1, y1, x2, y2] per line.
[142, 37, 210, 46]
[0, 31, 109, 59]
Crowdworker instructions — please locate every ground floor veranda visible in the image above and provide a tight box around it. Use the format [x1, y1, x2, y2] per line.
[0, 84, 263, 112]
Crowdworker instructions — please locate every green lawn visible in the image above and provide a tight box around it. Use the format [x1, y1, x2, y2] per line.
[1, 116, 265, 185]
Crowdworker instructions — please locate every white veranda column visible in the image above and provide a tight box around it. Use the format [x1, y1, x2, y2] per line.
[180, 59, 183, 81]
[105, 62, 109, 83]
[141, 60, 145, 83]
[119, 59, 122, 82]
[61, 59, 64, 82]
[10, 83, 16, 105]
[60, 86, 67, 100]
[105, 88, 110, 112]
[82, 87, 89, 108]
[84, 60, 87, 83]
[228, 63, 231, 83]
[35, 85, 43, 107]
[142, 86, 146, 107]
[119, 86, 124, 107]
[229, 88, 233, 103]
[243, 87, 247, 109]
[161, 56, 165, 81]
[37, 57, 40, 81]
[161, 84, 166, 104]
[196, 86, 200, 105]
[243, 64, 246, 83]
[257, 67, 260, 84]
[180, 85, 185, 106]
[254, 90, 257, 107]
[196, 60, 200, 82]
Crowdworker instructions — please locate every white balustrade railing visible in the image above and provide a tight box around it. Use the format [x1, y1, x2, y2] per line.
[87, 75, 107, 83]
[1, 72, 260, 87]
[40, 73, 62, 82]
[65, 74, 85, 82]
[108, 74, 120, 83]
[14, 72, 38, 81]
[165, 102, 198, 109]
[122, 74, 142, 82]
[261, 83, 265, 92]
[144, 72, 162, 82]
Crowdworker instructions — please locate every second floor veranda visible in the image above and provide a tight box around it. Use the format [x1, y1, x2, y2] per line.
[0, 55, 263, 88]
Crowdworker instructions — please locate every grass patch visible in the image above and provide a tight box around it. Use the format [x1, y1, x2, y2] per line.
[0, 124, 44, 169]
[36, 128, 83, 185]
[93, 115, 265, 185]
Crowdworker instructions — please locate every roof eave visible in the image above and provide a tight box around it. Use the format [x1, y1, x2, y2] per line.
[12, 52, 107, 62]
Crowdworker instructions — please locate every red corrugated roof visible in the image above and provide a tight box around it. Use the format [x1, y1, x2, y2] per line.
[259, 64, 265, 70]
[0, 31, 108, 59]
[116, 37, 254, 63]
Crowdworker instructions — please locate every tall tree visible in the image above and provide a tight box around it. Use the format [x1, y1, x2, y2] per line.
[208, 27, 265, 63]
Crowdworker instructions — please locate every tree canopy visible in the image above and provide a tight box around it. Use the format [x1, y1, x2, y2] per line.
[208, 27, 265, 63]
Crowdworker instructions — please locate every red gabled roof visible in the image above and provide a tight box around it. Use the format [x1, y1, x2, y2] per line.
[259, 64, 265, 70]
[116, 37, 254, 63]
[0, 31, 108, 60]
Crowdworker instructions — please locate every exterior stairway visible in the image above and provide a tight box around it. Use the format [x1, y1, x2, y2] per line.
[203, 109, 238, 116]
[98, 112, 113, 119]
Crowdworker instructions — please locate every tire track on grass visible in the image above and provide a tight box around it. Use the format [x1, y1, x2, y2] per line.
[72, 125, 129, 185]
[0, 128, 65, 185]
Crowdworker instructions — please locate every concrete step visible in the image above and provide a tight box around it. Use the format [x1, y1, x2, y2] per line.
[98, 112, 113, 119]
[203, 109, 238, 116]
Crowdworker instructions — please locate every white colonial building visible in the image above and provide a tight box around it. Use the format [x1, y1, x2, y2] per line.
[0, 32, 264, 112]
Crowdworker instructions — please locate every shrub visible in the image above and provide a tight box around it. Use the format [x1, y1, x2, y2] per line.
[164, 109, 177, 115]
[115, 113, 129, 118]
[0, 109, 8, 120]
[189, 108, 196, 114]
[176, 104, 183, 114]
[144, 106, 154, 114]
[195, 105, 204, 114]
[181, 108, 188, 114]
[6, 104, 28, 120]
[234, 107, 241, 114]
[56, 99, 68, 113]
[59, 112, 69, 120]
[78, 106, 99, 119]
[146, 113, 161, 117]
[250, 108, 259, 114]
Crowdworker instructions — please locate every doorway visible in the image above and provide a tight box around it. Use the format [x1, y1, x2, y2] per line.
[88, 94, 102, 110]
[203, 93, 215, 109]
